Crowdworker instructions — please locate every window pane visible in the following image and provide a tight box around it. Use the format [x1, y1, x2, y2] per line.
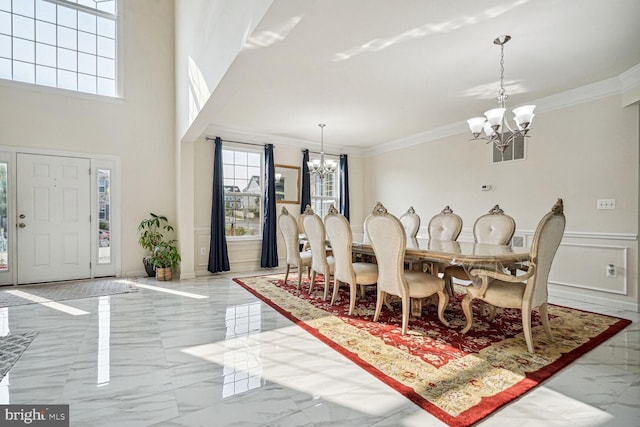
[97, 35, 114, 58]
[0, 11, 11, 36]
[248, 167, 260, 180]
[247, 152, 260, 167]
[13, 15, 35, 40]
[0, 58, 10, 78]
[96, 56, 113, 78]
[36, 64, 56, 86]
[222, 150, 234, 163]
[0, 34, 9, 57]
[36, 20, 56, 44]
[58, 47, 76, 71]
[96, 1, 115, 14]
[234, 165, 248, 180]
[78, 31, 96, 54]
[78, 11, 96, 33]
[78, 51, 95, 74]
[0, 0, 9, 12]
[58, 68, 77, 90]
[13, 0, 34, 18]
[57, 5, 77, 29]
[58, 26, 77, 50]
[36, 42, 55, 66]
[234, 151, 248, 166]
[13, 60, 34, 83]
[96, 76, 113, 96]
[78, 72, 96, 93]
[96, 17, 115, 38]
[97, 169, 111, 264]
[0, 163, 7, 271]
[35, 0, 56, 24]
[223, 164, 233, 179]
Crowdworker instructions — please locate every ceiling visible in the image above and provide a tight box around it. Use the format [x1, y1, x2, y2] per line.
[203, 0, 640, 152]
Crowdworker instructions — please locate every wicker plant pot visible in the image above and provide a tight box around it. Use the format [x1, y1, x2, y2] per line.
[156, 267, 172, 281]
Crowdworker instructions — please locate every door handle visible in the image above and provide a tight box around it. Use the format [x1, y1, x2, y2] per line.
[19, 214, 25, 219]
[18, 223, 26, 228]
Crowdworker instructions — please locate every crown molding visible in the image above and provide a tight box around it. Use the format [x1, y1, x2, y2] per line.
[619, 63, 640, 91]
[202, 124, 367, 157]
[366, 64, 639, 157]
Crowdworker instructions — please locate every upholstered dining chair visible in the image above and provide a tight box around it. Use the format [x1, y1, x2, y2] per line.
[365, 202, 449, 335]
[461, 199, 566, 353]
[428, 205, 463, 241]
[443, 205, 516, 292]
[278, 206, 312, 288]
[399, 206, 420, 238]
[324, 205, 378, 315]
[301, 205, 335, 300]
[424, 205, 463, 275]
[399, 206, 421, 269]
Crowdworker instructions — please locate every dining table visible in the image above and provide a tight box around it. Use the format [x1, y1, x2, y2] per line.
[351, 232, 531, 316]
[351, 232, 530, 265]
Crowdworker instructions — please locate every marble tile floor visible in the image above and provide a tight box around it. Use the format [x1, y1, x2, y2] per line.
[0, 272, 638, 427]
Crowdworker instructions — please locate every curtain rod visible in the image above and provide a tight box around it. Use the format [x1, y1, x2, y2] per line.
[303, 149, 343, 157]
[205, 137, 343, 156]
[205, 136, 265, 148]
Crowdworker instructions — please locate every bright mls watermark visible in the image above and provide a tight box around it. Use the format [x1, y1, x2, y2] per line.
[1, 405, 69, 426]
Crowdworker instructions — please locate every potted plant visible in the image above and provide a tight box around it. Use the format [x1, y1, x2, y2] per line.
[137, 213, 175, 277]
[150, 239, 181, 281]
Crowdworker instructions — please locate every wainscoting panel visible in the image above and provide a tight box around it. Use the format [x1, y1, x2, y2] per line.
[550, 243, 628, 295]
[194, 228, 286, 274]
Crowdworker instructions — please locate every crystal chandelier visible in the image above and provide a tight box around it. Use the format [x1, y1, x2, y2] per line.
[307, 123, 337, 180]
[466, 35, 535, 159]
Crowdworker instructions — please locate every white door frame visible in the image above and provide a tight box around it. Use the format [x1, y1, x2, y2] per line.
[0, 146, 121, 285]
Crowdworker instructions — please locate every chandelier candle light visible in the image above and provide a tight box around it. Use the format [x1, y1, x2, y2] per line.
[307, 123, 337, 180]
[466, 35, 535, 160]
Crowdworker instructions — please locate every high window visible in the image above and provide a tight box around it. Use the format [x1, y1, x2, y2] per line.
[222, 148, 262, 238]
[309, 157, 339, 218]
[0, 0, 118, 97]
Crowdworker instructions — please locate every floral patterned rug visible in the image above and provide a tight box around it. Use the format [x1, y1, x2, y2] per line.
[233, 273, 632, 427]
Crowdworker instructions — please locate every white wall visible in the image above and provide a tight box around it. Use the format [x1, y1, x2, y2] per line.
[364, 95, 639, 310]
[174, 0, 273, 277]
[0, 1, 176, 277]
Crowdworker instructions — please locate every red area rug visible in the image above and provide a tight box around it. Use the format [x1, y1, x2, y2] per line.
[233, 274, 631, 426]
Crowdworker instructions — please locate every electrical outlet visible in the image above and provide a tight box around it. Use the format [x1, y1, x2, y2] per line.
[607, 264, 617, 278]
[597, 199, 616, 210]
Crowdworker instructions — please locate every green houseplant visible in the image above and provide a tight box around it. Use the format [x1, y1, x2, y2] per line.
[137, 213, 176, 277]
[150, 239, 181, 281]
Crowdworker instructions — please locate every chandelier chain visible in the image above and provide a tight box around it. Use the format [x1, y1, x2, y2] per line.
[499, 43, 505, 98]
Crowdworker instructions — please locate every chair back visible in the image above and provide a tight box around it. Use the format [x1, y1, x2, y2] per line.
[399, 206, 420, 238]
[301, 206, 330, 274]
[525, 199, 566, 307]
[365, 202, 408, 299]
[428, 206, 463, 240]
[278, 206, 301, 265]
[473, 205, 516, 245]
[324, 205, 354, 284]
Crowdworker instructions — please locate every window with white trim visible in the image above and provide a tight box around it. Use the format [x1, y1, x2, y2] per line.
[0, 0, 118, 96]
[222, 148, 262, 238]
[310, 157, 339, 218]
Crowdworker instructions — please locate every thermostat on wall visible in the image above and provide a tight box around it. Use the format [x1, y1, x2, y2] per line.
[481, 185, 492, 191]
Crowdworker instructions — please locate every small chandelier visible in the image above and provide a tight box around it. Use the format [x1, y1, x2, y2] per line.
[466, 35, 535, 159]
[307, 123, 337, 180]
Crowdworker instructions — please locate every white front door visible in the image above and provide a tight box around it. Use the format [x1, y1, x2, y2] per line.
[17, 153, 91, 284]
